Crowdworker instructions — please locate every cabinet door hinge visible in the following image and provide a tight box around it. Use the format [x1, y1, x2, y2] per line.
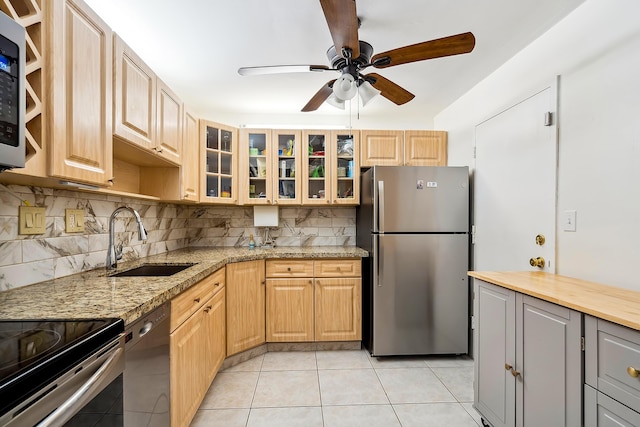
[581, 336, 585, 351]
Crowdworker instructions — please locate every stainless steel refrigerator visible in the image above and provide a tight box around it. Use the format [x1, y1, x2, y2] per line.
[357, 166, 469, 356]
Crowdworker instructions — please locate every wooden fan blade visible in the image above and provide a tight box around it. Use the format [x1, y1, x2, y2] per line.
[365, 73, 415, 105]
[302, 79, 336, 112]
[320, 0, 360, 58]
[239, 65, 330, 76]
[371, 32, 476, 69]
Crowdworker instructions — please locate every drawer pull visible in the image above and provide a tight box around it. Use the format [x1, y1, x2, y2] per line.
[214, 282, 220, 287]
[628, 366, 640, 378]
[194, 297, 200, 303]
[287, 267, 291, 272]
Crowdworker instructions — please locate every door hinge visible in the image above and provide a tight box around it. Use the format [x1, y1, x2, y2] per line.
[581, 336, 585, 351]
[473, 146, 477, 159]
[544, 111, 553, 126]
[471, 225, 476, 244]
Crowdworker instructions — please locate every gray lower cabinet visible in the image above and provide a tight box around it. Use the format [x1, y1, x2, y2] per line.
[473, 279, 582, 427]
[584, 315, 640, 425]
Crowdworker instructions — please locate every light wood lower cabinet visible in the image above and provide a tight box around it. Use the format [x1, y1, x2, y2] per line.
[265, 259, 361, 342]
[170, 268, 225, 427]
[473, 279, 582, 427]
[226, 260, 266, 356]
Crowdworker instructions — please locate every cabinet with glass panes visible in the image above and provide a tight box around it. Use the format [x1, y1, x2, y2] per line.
[241, 129, 272, 204]
[273, 130, 301, 205]
[302, 131, 331, 205]
[330, 131, 359, 205]
[200, 120, 237, 203]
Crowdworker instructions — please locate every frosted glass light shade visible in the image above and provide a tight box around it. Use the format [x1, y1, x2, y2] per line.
[359, 81, 381, 106]
[333, 74, 357, 100]
[326, 94, 345, 109]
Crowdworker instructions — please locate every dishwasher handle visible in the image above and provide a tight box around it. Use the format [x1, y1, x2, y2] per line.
[37, 346, 124, 427]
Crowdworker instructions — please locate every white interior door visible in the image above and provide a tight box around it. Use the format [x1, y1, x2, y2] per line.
[474, 83, 557, 272]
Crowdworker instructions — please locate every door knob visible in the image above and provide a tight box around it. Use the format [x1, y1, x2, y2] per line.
[535, 234, 546, 245]
[529, 257, 545, 268]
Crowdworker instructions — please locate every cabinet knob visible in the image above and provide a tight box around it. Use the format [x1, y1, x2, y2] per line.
[204, 306, 212, 313]
[287, 267, 291, 272]
[529, 257, 545, 268]
[628, 366, 640, 378]
[214, 282, 220, 287]
[505, 363, 513, 371]
[194, 297, 200, 303]
[511, 369, 521, 378]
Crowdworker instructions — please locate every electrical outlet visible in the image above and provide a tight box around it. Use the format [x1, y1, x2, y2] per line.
[65, 209, 85, 233]
[19, 206, 47, 235]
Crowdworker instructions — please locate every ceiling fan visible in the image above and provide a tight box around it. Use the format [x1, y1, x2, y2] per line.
[238, 0, 476, 112]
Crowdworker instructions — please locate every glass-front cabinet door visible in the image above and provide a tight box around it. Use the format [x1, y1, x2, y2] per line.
[273, 130, 301, 205]
[241, 129, 272, 204]
[201, 120, 237, 204]
[302, 131, 331, 205]
[330, 130, 359, 205]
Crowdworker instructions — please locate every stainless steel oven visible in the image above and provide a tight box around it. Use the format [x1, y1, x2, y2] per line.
[0, 318, 125, 426]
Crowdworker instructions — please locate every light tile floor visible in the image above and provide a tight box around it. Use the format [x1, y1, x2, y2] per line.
[191, 350, 483, 427]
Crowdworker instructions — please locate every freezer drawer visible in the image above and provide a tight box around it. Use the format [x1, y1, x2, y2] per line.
[372, 233, 469, 356]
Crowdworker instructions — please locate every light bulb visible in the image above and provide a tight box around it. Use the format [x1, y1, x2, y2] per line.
[333, 74, 357, 100]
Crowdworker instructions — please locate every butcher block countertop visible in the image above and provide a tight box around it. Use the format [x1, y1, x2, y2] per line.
[469, 271, 640, 331]
[0, 246, 367, 325]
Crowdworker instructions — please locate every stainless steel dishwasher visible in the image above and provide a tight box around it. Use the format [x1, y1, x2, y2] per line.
[124, 302, 170, 426]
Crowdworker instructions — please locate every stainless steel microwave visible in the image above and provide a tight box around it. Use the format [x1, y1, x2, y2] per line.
[0, 11, 25, 171]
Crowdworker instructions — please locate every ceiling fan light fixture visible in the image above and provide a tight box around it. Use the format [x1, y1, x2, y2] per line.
[359, 81, 381, 106]
[326, 94, 345, 110]
[333, 74, 357, 100]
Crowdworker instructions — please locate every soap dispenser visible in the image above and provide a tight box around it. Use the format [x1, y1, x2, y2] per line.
[249, 234, 255, 250]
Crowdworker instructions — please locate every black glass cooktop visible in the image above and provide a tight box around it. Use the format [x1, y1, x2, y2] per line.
[0, 318, 124, 417]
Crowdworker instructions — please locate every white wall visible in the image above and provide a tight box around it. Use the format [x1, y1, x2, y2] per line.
[435, 0, 640, 290]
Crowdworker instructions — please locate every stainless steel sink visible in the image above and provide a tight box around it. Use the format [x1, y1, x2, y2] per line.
[110, 263, 195, 277]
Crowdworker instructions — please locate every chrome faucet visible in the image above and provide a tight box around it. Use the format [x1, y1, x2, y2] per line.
[106, 206, 147, 272]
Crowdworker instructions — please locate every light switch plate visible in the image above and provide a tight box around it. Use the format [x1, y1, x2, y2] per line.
[19, 206, 47, 235]
[563, 210, 577, 232]
[65, 209, 85, 233]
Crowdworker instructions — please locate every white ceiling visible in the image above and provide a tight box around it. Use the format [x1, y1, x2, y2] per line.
[85, 0, 584, 129]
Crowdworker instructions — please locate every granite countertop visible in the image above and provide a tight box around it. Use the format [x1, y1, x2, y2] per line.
[469, 271, 640, 331]
[0, 246, 368, 325]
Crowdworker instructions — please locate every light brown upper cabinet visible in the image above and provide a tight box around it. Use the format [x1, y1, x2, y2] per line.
[360, 130, 403, 167]
[181, 108, 200, 201]
[201, 120, 238, 204]
[329, 131, 359, 205]
[404, 130, 448, 166]
[113, 34, 155, 151]
[113, 35, 182, 166]
[360, 130, 448, 167]
[155, 79, 183, 165]
[47, 0, 113, 186]
[272, 130, 302, 205]
[239, 129, 274, 205]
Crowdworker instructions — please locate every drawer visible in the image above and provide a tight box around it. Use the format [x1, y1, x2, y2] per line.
[314, 259, 361, 277]
[585, 385, 640, 427]
[585, 316, 640, 411]
[266, 260, 314, 277]
[171, 267, 225, 332]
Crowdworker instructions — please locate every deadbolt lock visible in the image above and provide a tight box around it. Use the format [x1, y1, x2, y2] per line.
[535, 234, 546, 246]
[529, 257, 545, 269]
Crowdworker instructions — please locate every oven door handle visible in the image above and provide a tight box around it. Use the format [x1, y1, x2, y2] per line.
[37, 346, 124, 427]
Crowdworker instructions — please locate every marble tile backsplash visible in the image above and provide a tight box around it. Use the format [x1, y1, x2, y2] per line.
[0, 185, 356, 291]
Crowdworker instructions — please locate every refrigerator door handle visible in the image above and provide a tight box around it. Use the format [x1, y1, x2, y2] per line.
[378, 180, 385, 233]
[376, 236, 383, 287]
